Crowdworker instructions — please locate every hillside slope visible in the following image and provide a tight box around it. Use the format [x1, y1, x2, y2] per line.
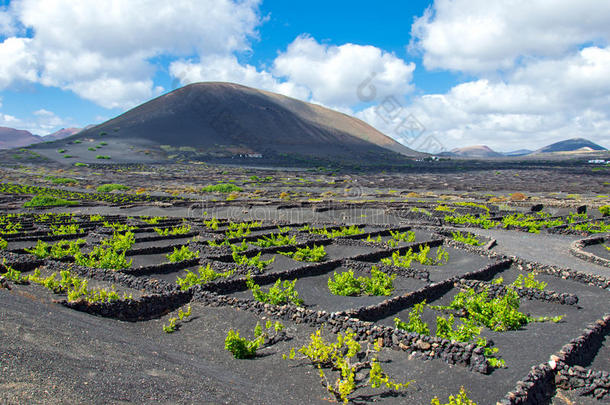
[535, 138, 607, 153]
[30, 82, 422, 165]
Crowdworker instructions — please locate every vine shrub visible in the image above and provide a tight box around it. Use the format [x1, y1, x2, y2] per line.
[381, 245, 449, 268]
[225, 320, 284, 359]
[176, 264, 233, 290]
[167, 246, 199, 262]
[279, 244, 327, 262]
[328, 267, 395, 296]
[451, 231, 483, 246]
[284, 328, 410, 403]
[431, 387, 478, 405]
[246, 276, 303, 306]
[163, 305, 192, 333]
[232, 251, 274, 270]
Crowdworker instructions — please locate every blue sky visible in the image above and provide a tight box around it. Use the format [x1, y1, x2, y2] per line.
[0, 0, 609, 151]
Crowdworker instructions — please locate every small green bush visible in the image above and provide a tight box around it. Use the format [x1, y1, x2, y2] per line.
[431, 387, 478, 405]
[45, 176, 78, 185]
[176, 264, 233, 290]
[451, 231, 483, 246]
[600, 205, 610, 216]
[232, 251, 274, 269]
[381, 245, 449, 268]
[279, 244, 327, 262]
[96, 155, 111, 159]
[97, 183, 129, 193]
[246, 276, 303, 306]
[24, 195, 78, 208]
[328, 267, 395, 296]
[167, 246, 199, 262]
[201, 183, 243, 193]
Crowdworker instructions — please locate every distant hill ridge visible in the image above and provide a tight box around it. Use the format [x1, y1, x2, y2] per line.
[533, 138, 607, 154]
[0, 126, 81, 149]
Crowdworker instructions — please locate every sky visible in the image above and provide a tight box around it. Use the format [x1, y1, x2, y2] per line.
[0, 0, 609, 152]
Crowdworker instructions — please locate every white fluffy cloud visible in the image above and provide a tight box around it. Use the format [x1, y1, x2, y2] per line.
[411, 0, 610, 73]
[0, 0, 263, 108]
[391, 46, 610, 151]
[170, 55, 311, 101]
[389, 0, 610, 151]
[170, 36, 416, 109]
[272, 35, 415, 108]
[0, 108, 69, 134]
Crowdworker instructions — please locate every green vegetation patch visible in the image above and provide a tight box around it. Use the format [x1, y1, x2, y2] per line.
[24, 195, 78, 208]
[328, 266, 395, 296]
[96, 183, 129, 193]
[201, 183, 243, 193]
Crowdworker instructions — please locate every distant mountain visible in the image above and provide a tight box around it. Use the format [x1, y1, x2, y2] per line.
[502, 149, 532, 157]
[28, 82, 423, 165]
[535, 138, 607, 154]
[0, 127, 42, 149]
[445, 145, 503, 158]
[44, 127, 82, 141]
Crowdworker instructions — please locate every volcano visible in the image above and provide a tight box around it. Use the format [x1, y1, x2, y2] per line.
[30, 82, 421, 165]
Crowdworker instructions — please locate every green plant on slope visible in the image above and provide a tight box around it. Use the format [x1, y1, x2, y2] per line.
[162, 305, 192, 333]
[0, 220, 22, 234]
[154, 224, 191, 236]
[501, 213, 564, 233]
[140, 216, 167, 225]
[365, 234, 382, 244]
[0, 237, 7, 250]
[393, 301, 430, 335]
[207, 238, 230, 247]
[24, 195, 78, 208]
[74, 245, 132, 269]
[201, 183, 243, 193]
[284, 328, 410, 403]
[444, 214, 498, 229]
[224, 221, 261, 239]
[96, 183, 129, 193]
[49, 223, 82, 236]
[232, 251, 274, 270]
[203, 217, 220, 230]
[225, 320, 284, 359]
[432, 288, 563, 332]
[599, 205, 610, 216]
[26, 239, 86, 259]
[395, 300, 505, 368]
[431, 387, 478, 405]
[390, 230, 416, 243]
[279, 244, 327, 262]
[176, 264, 234, 290]
[381, 245, 449, 268]
[102, 221, 137, 232]
[167, 245, 199, 262]
[451, 231, 483, 246]
[328, 267, 396, 296]
[567, 212, 588, 223]
[224, 239, 247, 254]
[0, 260, 27, 284]
[28, 268, 132, 302]
[252, 233, 297, 247]
[568, 221, 610, 234]
[45, 176, 78, 185]
[246, 276, 303, 306]
[303, 225, 363, 238]
[512, 272, 547, 290]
